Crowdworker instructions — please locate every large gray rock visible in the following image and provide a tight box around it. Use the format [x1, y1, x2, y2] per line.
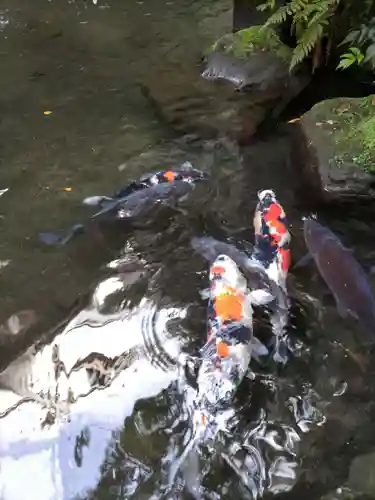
[300, 96, 375, 196]
[201, 26, 310, 131]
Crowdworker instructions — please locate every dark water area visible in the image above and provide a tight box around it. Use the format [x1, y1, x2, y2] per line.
[2, 1, 375, 499]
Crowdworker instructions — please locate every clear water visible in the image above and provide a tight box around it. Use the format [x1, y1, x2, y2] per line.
[1, 1, 375, 499]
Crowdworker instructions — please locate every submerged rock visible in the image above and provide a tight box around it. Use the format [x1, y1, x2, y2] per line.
[348, 451, 375, 496]
[201, 26, 310, 137]
[320, 487, 364, 500]
[300, 96, 375, 196]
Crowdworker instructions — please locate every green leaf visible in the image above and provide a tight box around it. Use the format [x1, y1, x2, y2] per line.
[365, 43, 375, 61]
[367, 27, 375, 42]
[337, 57, 356, 70]
[339, 30, 359, 46]
[358, 26, 369, 45]
[348, 47, 365, 64]
[349, 47, 363, 58]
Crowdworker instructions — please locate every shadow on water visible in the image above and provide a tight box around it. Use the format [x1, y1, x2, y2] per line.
[2, 1, 375, 499]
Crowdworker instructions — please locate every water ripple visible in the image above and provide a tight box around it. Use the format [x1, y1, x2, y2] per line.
[0, 267, 186, 500]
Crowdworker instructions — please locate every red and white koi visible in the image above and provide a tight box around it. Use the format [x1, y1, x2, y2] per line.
[252, 189, 291, 290]
[252, 189, 292, 362]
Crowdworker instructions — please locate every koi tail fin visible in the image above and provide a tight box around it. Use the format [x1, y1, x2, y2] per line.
[168, 431, 201, 491]
[39, 223, 85, 246]
[269, 310, 290, 364]
[272, 334, 289, 364]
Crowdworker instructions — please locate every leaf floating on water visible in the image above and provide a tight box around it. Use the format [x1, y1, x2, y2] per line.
[0, 309, 37, 336]
[0, 188, 9, 197]
[287, 117, 301, 124]
[333, 381, 348, 397]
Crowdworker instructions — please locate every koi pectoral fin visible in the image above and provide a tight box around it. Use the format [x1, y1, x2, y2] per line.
[83, 195, 114, 206]
[199, 288, 210, 300]
[292, 252, 314, 270]
[245, 370, 256, 380]
[249, 289, 275, 306]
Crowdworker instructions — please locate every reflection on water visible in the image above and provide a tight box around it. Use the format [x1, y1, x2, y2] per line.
[1, 0, 375, 499]
[0, 288, 185, 499]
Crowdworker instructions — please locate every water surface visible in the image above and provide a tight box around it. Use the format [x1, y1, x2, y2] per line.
[1, 1, 375, 499]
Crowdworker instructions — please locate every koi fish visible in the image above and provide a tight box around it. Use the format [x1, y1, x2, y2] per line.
[190, 235, 287, 309]
[252, 189, 291, 290]
[170, 255, 271, 485]
[88, 179, 195, 220]
[252, 189, 292, 363]
[39, 162, 208, 245]
[298, 217, 375, 341]
[194, 255, 270, 430]
[84, 161, 208, 215]
[195, 256, 275, 433]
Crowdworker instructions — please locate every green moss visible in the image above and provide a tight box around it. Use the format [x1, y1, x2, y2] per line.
[309, 95, 375, 174]
[210, 26, 292, 62]
[359, 114, 375, 151]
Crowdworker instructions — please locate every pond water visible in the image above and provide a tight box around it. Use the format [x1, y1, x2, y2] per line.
[1, 1, 375, 499]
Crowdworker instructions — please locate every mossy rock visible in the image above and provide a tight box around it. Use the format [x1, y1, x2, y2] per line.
[306, 95, 375, 174]
[300, 95, 375, 196]
[209, 25, 292, 62]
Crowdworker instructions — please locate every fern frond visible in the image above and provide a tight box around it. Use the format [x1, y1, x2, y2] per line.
[256, 0, 276, 12]
[264, 5, 290, 26]
[265, 0, 328, 28]
[263, 0, 341, 70]
[287, 0, 309, 15]
[293, 4, 320, 25]
[290, 19, 326, 69]
[257, 3, 271, 12]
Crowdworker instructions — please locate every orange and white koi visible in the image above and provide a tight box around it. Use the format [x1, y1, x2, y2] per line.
[191, 255, 270, 439]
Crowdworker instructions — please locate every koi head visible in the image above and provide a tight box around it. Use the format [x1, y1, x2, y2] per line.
[253, 189, 291, 280]
[209, 254, 248, 297]
[303, 217, 328, 255]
